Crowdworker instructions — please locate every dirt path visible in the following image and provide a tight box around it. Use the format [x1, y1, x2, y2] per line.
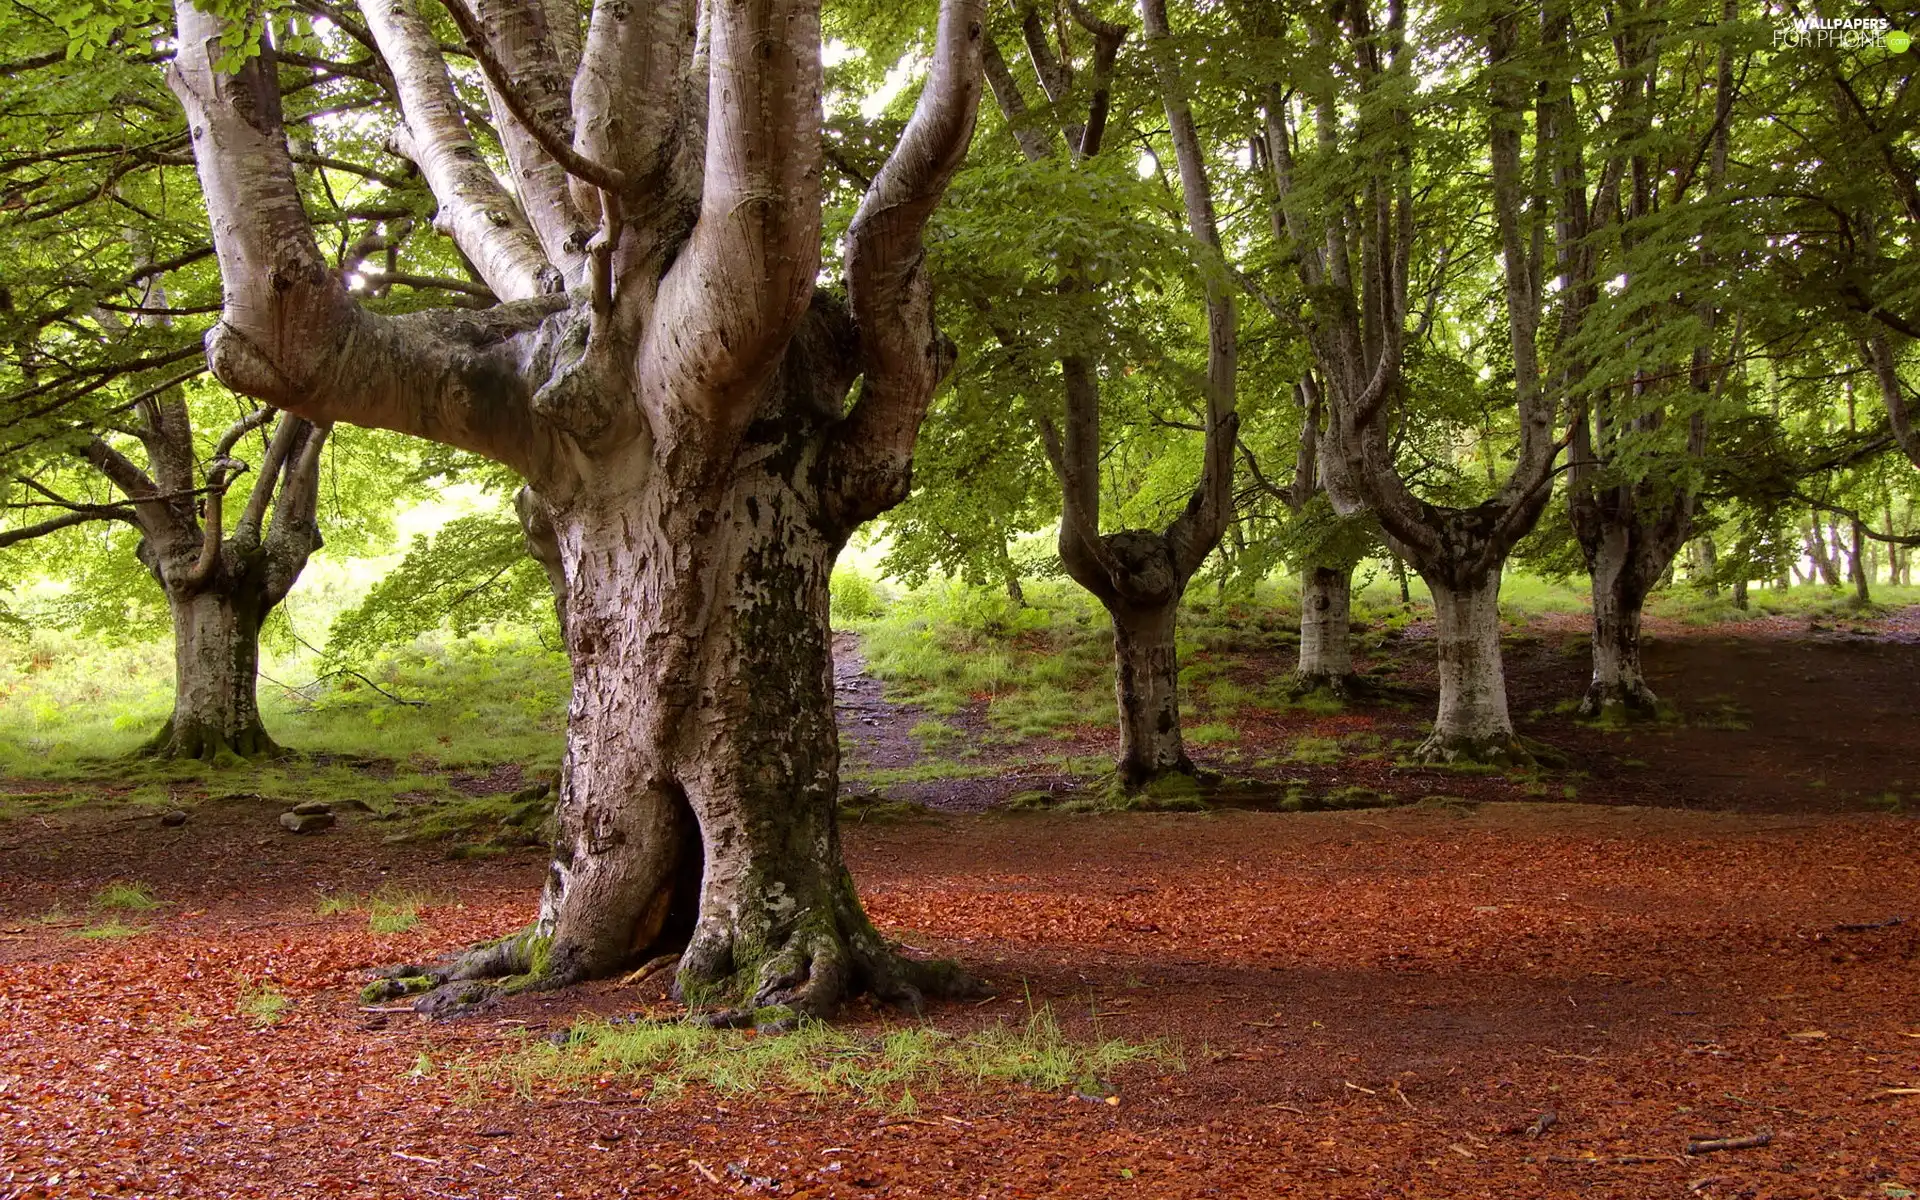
[0, 800, 1914, 1198]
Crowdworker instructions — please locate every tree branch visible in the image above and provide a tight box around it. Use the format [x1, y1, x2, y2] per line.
[357, 0, 559, 300]
[0, 508, 137, 549]
[831, 0, 986, 516]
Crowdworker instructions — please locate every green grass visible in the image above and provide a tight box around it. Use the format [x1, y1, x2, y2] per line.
[90, 881, 161, 912]
[237, 982, 291, 1026]
[315, 886, 439, 934]
[1286, 736, 1343, 764]
[482, 1004, 1177, 1112]
[0, 626, 566, 777]
[73, 919, 148, 939]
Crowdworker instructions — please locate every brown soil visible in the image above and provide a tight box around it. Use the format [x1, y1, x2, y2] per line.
[1, 614, 1917, 1198]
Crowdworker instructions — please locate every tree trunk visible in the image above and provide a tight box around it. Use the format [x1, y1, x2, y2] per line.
[1808, 520, 1840, 586]
[144, 582, 278, 761]
[1581, 540, 1658, 721]
[1294, 564, 1355, 692]
[1108, 597, 1191, 788]
[420, 346, 969, 1022]
[1419, 568, 1524, 763]
[1851, 517, 1871, 604]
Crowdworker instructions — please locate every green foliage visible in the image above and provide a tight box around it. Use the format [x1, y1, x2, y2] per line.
[325, 510, 555, 667]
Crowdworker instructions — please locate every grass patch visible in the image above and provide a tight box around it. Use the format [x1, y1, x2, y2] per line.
[237, 982, 291, 1026]
[90, 881, 161, 912]
[1186, 723, 1237, 746]
[1287, 736, 1343, 764]
[482, 1004, 1176, 1112]
[315, 886, 440, 934]
[73, 919, 147, 939]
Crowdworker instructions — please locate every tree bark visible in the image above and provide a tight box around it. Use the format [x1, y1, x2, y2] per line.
[1581, 534, 1658, 721]
[1109, 592, 1190, 788]
[1294, 564, 1355, 692]
[1421, 567, 1524, 763]
[144, 581, 277, 760]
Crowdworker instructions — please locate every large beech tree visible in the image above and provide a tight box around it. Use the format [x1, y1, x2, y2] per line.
[168, 0, 988, 1018]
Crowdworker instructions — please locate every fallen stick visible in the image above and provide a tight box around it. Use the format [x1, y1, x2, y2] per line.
[618, 952, 682, 987]
[1686, 1133, 1770, 1155]
[1834, 917, 1905, 932]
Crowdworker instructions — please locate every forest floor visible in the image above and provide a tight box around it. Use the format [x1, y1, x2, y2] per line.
[1, 609, 1917, 1198]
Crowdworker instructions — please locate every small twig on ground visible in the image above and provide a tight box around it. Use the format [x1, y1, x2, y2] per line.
[618, 952, 682, 987]
[688, 1159, 720, 1184]
[1342, 1080, 1377, 1095]
[1834, 916, 1905, 932]
[1525, 1110, 1559, 1138]
[1868, 1088, 1920, 1100]
[391, 1150, 441, 1165]
[1685, 1132, 1770, 1155]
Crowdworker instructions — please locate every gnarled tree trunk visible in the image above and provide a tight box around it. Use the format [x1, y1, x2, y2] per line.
[1107, 577, 1190, 787]
[170, 0, 988, 1018]
[1582, 533, 1659, 720]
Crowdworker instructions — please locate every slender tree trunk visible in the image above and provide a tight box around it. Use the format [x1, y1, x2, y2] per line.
[996, 534, 1025, 607]
[1732, 574, 1748, 610]
[1294, 564, 1355, 692]
[144, 582, 278, 761]
[1392, 554, 1411, 604]
[1581, 537, 1657, 720]
[1808, 520, 1840, 585]
[1851, 517, 1871, 604]
[1693, 536, 1719, 594]
[1419, 567, 1524, 763]
[1107, 596, 1191, 788]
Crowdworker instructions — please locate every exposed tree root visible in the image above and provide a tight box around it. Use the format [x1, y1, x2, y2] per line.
[675, 873, 980, 1030]
[1577, 680, 1663, 724]
[137, 717, 283, 764]
[1412, 729, 1536, 767]
[365, 885, 980, 1027]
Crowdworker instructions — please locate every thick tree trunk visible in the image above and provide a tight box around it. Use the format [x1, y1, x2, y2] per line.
[1581, 540, 1658, 721]
[1419, 568, 1525, 763]
[1108, 598, 1191, 788]
[419, 337, 970, 1022]
[144, 584, 278, 761]
[1294, 564, 1355, 692]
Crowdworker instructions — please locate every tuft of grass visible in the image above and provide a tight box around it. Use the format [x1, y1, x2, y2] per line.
[237, 982, 291, 1026]
[482, 1004, 1176, 1111]
[316, 886, 439, 933]
[1287, 736, 1343, 764]
[74, 919, 147, 939]
[1186, 723, 1237, 747]
[908, 719, 968, 754]
[90, 881, 161, 912]
[368, 892, 430, 935]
